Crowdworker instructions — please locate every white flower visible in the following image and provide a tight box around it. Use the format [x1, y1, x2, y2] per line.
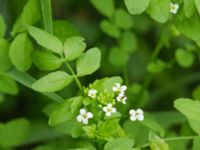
[88, 89, 97, 99]
[116, 93, 127, 104]
[103, 104, 116, 116]
[112, 83, 127, 93]
[170, 3, 179, 14]
[129, 109, 144, 121]
[77, 109, 93, 124]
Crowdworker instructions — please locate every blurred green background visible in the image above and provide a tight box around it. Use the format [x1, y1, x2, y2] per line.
[0, 0, 200, 149]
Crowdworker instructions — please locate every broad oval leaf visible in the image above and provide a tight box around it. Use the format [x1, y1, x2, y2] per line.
[9, 33, 33, 72]
[0, 38, 12, 71]
[76, 47, 101, 77]
[147, 0, 170, 23]
[32, 71, 74, 92]
[0, 73, 18, 95]
[11, 0, 40, 36]
[100, 20, 120, 38]
[28, 26, 63, 54]
[90, 0, 115, 18]
[115, 9, 133, 29]
[195, 0, 200, 16]
[149, 131, 169, 150]
[125, 0, 150, 15]
[0, 118, 30, 149]
[108, 47, 129, 67]
[53, 20, 81, 43]
[64, 36, 86, 61]
[32, 50, 63, 71]
[175, 16, 200, 47]
[48, 97, 80, 126]
[104, 137, 134, 150]
[174, 98, 200, 135]
[175, 49, 194, 68]
[184, 0, 195, 17]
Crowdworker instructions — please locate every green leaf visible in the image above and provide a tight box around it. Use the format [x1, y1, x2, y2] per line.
[141, 113, 165, 137]
[120, 31, 138, 53]
[175, 16, 200, 47]
[100, 20, 120, 38]
[32, 50, 63, 71]
[48, 97, 78, 126]
[90, 0, 115, 18]
[147, 59, 168, 73]
[192, 85, 200, 100]
[175, 49, 194, 68]
[71, 96, 82, 113]
[71, 123, 84, 138]
[184, 0, 195, 17]
[99, 119, 125, 140]
[64, 36, 86, 61]
[11, 0, 40, 36]
[32, 71, 73, 92]
[92, 76, 123, 94]
[9, 33, 33, 72]
[82, 124, 97, 139]
[195, 0, 200, 16]
[53, 20, 81, 43]
[28, 26, 63, 54]
[76, 47, 101, 77]
[0, 118, 30, 148]
[115, 9, 133, 29]
[174, 98, 200, 135]
[0, 38, 12, 72]
[192, 137, 200, 150]
[147, 0, 170, 23]
[124, 0, 150, 15]
[0, 14, 6, 37]
[149, 131, 169, 150]
[0, 73, 18, 95]
[108, 47, 129, 67]
[104, 137, 134, 150]
[48, 100, 73, 127]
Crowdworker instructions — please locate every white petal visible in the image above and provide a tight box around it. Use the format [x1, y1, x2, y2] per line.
[122, 100, 126, 104]
[121, 85, 127, 91]
[112, 107, 116, 113]
[130, 115, 137, 121]
[106, 112, 112, 116]
[107, 103, 112, 108]
[80, 109, 86, 114]
[129, 109, 136, 115]
[103, 106, 107, 112]
[77, 115, 83, 122]
[82, 118, 88, 124]
[87, 112, 93, 118]
[112, 87, 117, 91]
[136, 109, 143, 115]
[137, 114, 144, 121]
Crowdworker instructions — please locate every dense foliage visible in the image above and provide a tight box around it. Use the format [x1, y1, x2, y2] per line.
[1, 0, 200, 149]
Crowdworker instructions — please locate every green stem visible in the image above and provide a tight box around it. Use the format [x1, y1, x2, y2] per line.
[141, 135, 199, 149]
[41, 0, 53, 34]
[135, 36, 166, 107]
[6, 67, 64, 103]
[65, 62, 84, 94]
[123, 67, 129, 86]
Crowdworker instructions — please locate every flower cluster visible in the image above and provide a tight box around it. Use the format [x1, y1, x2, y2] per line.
[77, 83, 144, 124]
[113, 83, 127, 104]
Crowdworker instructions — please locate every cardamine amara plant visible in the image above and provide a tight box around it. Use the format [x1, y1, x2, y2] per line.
[1, 0, 200, 150]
